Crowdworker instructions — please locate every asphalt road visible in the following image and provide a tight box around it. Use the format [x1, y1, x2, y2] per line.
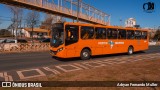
[0, 46, 159, 72]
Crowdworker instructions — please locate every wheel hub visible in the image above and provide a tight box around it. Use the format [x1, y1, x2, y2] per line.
[129, 49, 133, 54]
[83, 52, 88, 57]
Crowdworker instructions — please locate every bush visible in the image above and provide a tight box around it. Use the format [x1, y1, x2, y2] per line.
[154, 29, 160, 41]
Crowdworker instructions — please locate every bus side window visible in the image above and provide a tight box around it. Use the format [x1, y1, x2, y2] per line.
[118, 29, 126, 39]
[135, 30, 141, 40]
[141, 31, 147, 39]
[112, 29, 118, 39]
[65, 25, 79, 46]
[95, 27, 106, 39]
[107, 29, 112, 39]
[127, 30, 134, 39]
[107, 28, 117, 39]
[81, 26, 94, 39]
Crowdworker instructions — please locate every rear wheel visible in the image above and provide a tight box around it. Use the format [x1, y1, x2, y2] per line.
[128, 46, 133, 55]
[80, 49, 91, 60]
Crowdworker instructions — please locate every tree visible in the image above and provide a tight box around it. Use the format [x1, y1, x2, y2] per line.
[41, 14, 65, 30]
[40, 14, 65, 37]
[25, 10, 40, 43]
[57, 16, 66, 23]
[154, 29, 160, 41]
[6, 5, 23, 38]
[41, 14, 56, 30]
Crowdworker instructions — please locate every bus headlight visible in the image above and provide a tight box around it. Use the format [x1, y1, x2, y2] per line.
[57, 47, 63, 52]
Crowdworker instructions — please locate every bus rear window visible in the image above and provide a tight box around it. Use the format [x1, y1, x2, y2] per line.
[135, 30, 141, 39]
[141, 31, 147, 39]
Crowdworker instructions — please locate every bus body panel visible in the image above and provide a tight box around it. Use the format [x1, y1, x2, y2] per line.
[50, 22, 149, 59]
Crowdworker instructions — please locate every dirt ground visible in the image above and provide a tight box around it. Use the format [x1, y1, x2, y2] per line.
[49, 59, 160, 81]
[2, 59, 160, 90]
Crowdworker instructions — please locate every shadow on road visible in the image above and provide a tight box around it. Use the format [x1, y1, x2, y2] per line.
[52, 51, 146, 62]
[52, 56, 82, 62]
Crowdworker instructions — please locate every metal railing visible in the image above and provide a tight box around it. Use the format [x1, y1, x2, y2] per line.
[0, 0, 110, 25]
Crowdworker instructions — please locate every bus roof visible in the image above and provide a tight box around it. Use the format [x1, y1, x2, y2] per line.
[62, 22, 148, 32]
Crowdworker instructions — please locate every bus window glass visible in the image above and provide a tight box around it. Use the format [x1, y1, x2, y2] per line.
[65, 25, 79, 46]
[81, 26, 94, 39]
[107, 28, 117, 39]
[118, 29, 126, 39]
[127, 30, 134, 39]
[95, 27, 106, 39]
[141, 31, 147, 39]
[51, 23, 64, 47]
[135, 30, 141, 39]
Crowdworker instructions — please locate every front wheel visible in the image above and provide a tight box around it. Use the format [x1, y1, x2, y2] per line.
[80, 49, 91, 60]
[128, 46, 133, 55]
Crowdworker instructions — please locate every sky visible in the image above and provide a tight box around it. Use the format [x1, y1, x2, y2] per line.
[0, 0, 159, 29]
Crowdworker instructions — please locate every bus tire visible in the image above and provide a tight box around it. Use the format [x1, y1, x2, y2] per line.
[80, 49, 91, 60]
[128, 46, 133, 55]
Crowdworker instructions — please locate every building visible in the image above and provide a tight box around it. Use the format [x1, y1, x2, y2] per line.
[125, 18, 136, 27]
[10, 28, 49, 38]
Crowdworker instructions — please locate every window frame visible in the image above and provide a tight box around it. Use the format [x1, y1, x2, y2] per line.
[107, 28, 118, 39]
[65, 25, 79, 46]
[126, 30, 135, 39]
[135, 30, 142, 40]
[81, 26, 95, 40]
[95, 27, 107, 39]
[141, 31, 148, 39]
[118, 29, 127, 39]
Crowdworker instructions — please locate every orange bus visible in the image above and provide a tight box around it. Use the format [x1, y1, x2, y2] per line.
[50, 22, 148, 60]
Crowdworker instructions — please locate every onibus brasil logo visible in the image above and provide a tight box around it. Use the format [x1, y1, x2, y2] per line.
[143, 1, 155, 13]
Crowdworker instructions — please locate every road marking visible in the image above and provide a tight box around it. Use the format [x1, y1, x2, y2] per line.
[73, 63, 89, 69]
[56, 64, 83, 72]
[17, 69, 46, 80]
[82, 61, 106, 67]
[105, 58, 120, 61]
[107, 58, 128, 62]
[43, 67, 61, 74]
[3, 72, 13, 81]
[102, 60, 120, 64]
[0, 72, 13, 81]
[0, 52, 159, 81]
[0, 73, 3, 77]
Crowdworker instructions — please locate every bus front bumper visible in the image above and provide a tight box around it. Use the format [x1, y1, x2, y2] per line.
[50, 49, 66, 58]
[50, 50, 57, 56]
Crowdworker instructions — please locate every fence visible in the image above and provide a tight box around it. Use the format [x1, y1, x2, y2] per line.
[0, 43, 50, 53]
[0, 42, 159, 53]
[149, 42, 160, 46]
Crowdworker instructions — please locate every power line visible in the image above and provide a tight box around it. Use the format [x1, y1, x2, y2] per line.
[0, 19, 12, 21]
[0, 16, 12, 19]
[0, 17, 43, 22]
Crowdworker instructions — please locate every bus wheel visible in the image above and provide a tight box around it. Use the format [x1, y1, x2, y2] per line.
[128, 46, 133, 55]
[80, 49, 91, 60]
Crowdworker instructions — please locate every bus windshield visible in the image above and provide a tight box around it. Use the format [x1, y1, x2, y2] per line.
[51, 24, 64, 47]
